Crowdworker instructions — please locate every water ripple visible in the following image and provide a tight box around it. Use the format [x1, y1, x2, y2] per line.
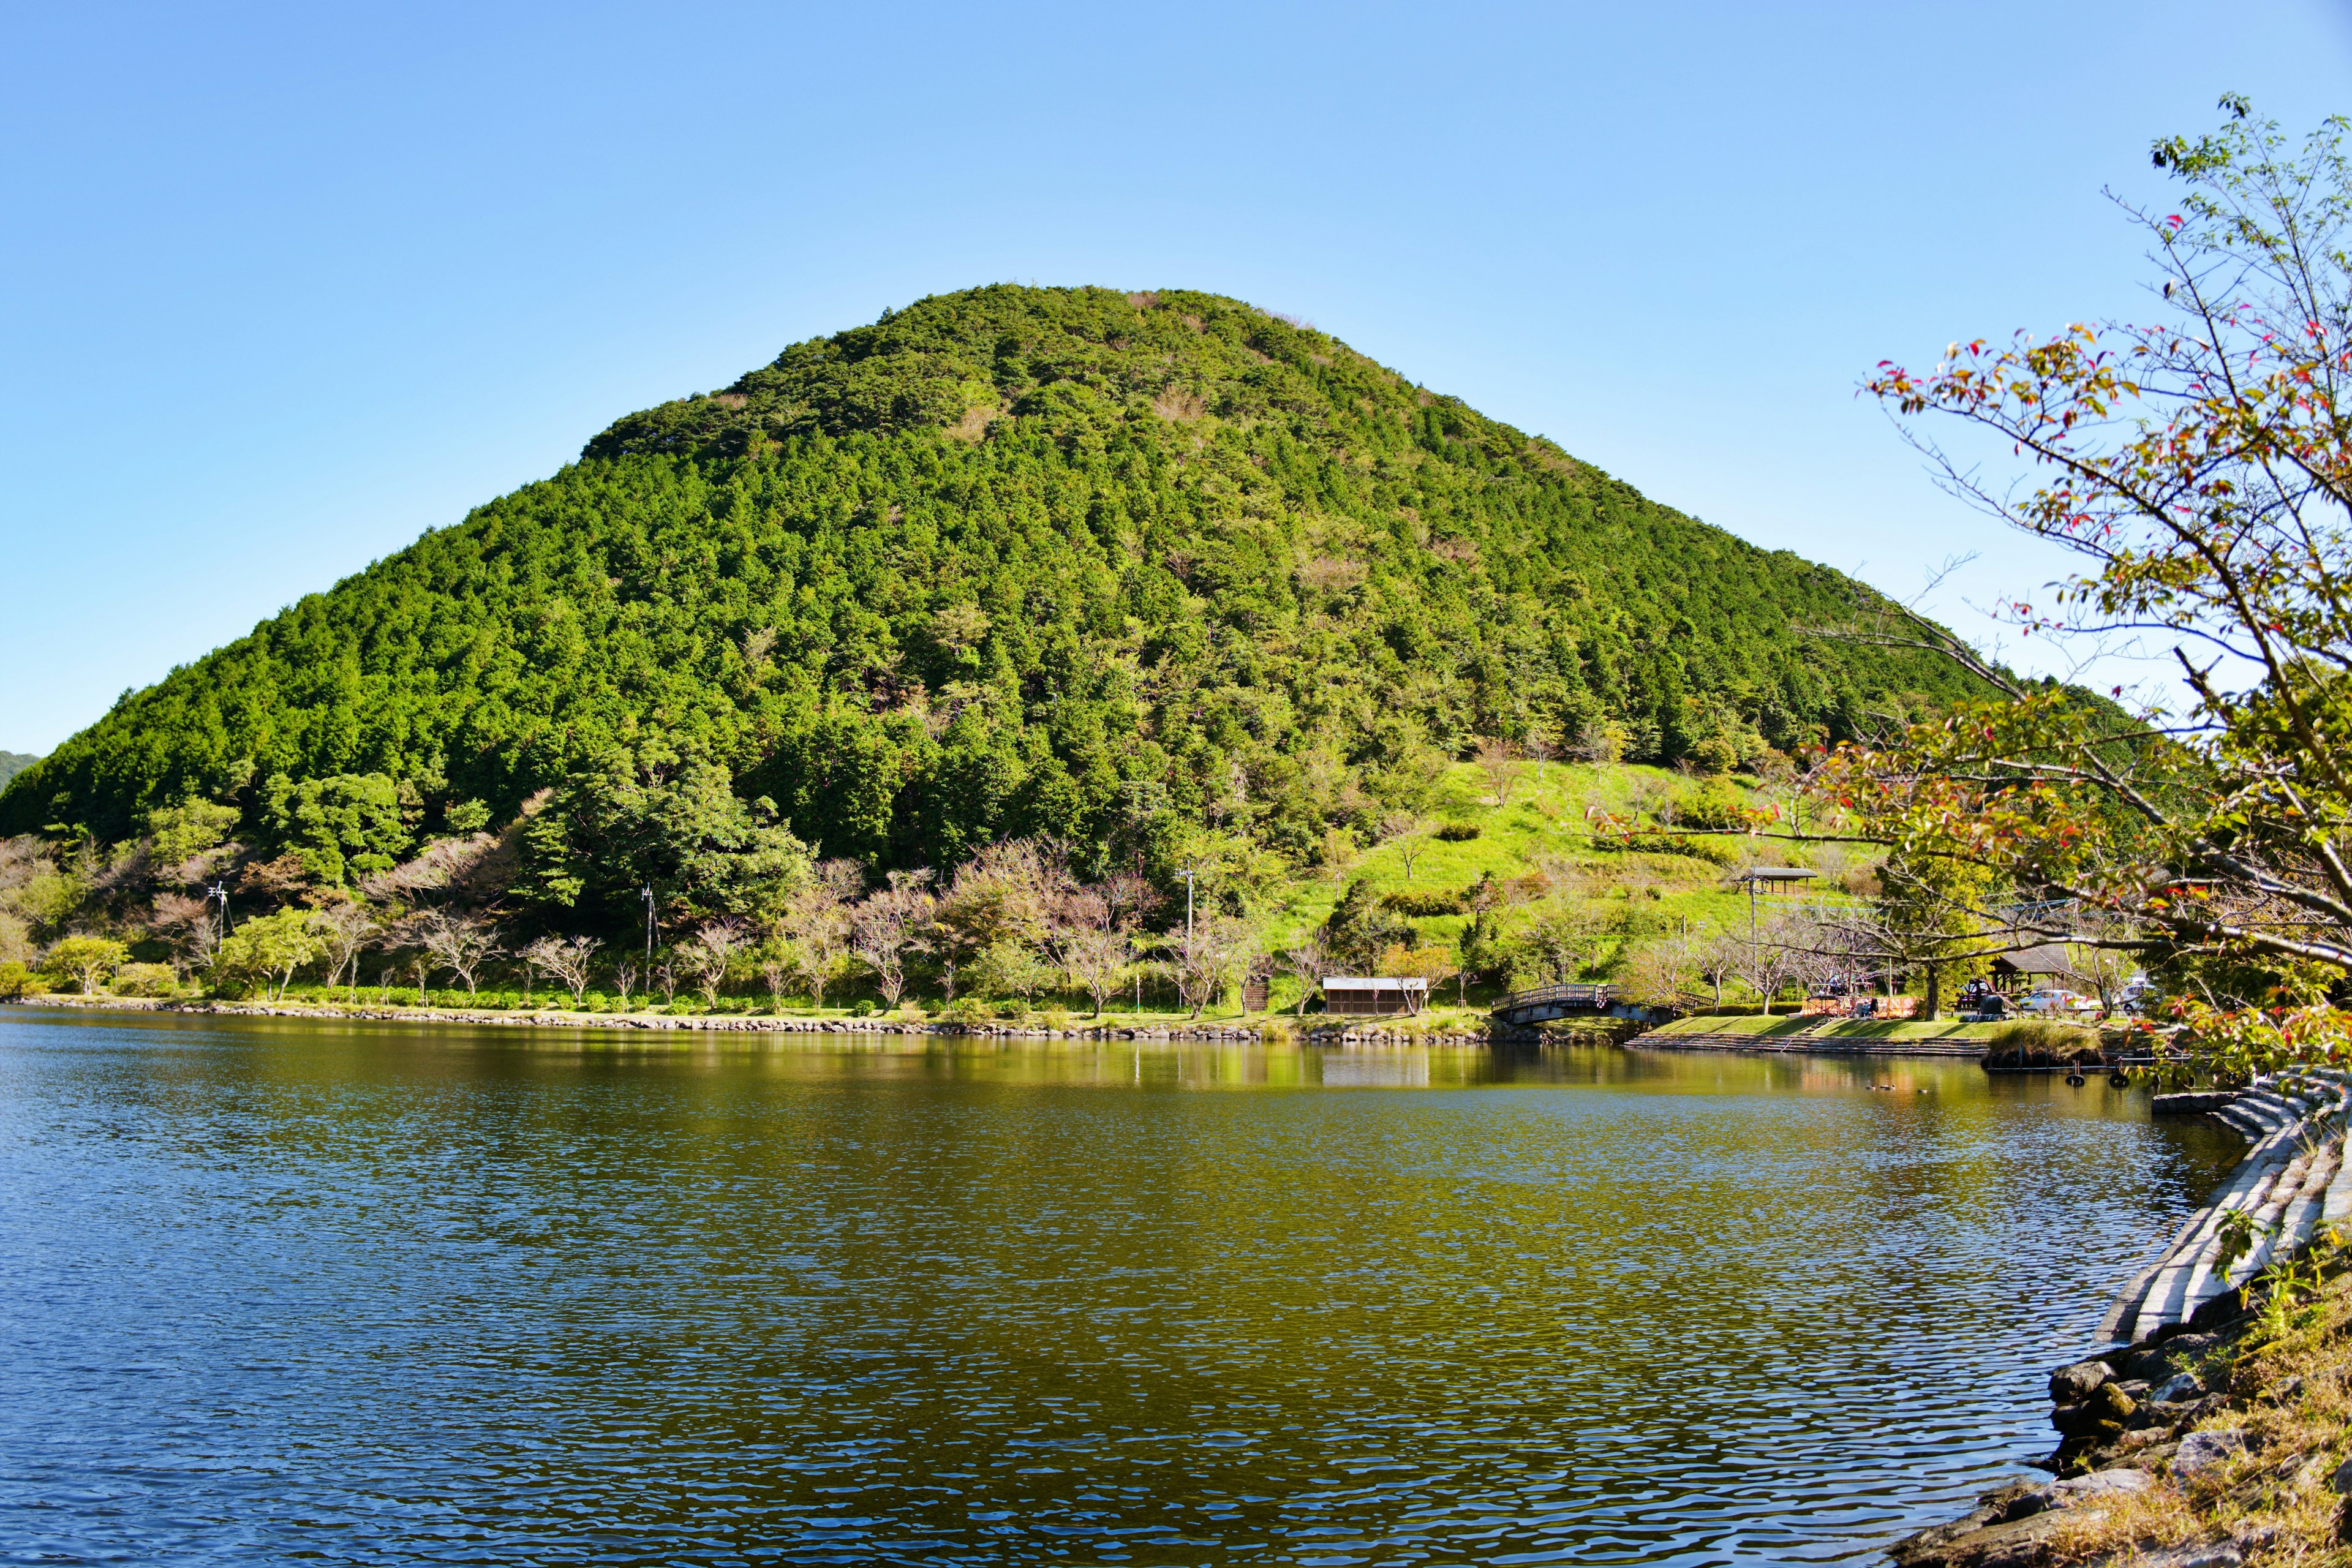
[0, 1013, 2238, 1566]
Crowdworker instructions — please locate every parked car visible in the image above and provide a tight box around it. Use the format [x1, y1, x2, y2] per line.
[2018, 988, 2098, 1017]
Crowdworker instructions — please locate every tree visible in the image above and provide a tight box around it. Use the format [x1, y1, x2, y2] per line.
[1692, 924, 1741, 1011]
[932, 839, 1065, 1000]
[409, 910, 502, 1000]
[1054, 889, 1133, 1018]
[680, 920, 747, 1009]
[1572, 717, 1625, 769]
[519, 753, 811, 930]
[212, 909, 326, 1001]
[1475, 736, 1518, 807]
[1321, 877, 1415, 972]
[1619, 932, 1699, 1011]
[1514, 902, 1605, 988]
[1734, 908, 1814, 1016]
[1381, 810, 1431, 883]
[611, 956, 641, 1011]
[42, 933, 128, 995]
[851, 872, 933, 1007]
[1524, 720, 1558, 791]
[262, 772, 412, 885]
[311, 900, 380, 1002]
[782, 858, 862, 1007]
[1828, 102, 2352, 1069]
[521, 934, 599, 1007]
[1872, 850, 1999, 1019]
[2065, 916, 2143, 1016]
[149, 889, 225, 973]
[144, 796, 241, 880]
[1279, 927, 1334, 1016]
[1165, 913, 1248, 1019]
[1377, 942, 1458, 1014]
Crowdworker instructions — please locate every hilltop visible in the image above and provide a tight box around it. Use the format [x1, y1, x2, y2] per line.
[0, 285, 1975, 889]
[0, 754, 36, 792]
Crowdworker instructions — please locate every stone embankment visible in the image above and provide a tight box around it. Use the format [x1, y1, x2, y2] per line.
[10, 993, 1489, 1046]
[2105, 1075, 2351, 1345]
[1890, 1071, 2352, 1568]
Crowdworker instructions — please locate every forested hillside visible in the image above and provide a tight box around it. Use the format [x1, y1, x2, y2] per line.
[1, 285, 1975, 897]
[0, 754, 35, 791]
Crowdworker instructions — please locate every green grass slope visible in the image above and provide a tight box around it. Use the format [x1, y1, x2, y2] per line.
[2, 285, 1980, 877]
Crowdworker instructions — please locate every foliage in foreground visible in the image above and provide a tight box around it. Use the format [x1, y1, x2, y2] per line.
[1815, 100, 2352, 1076]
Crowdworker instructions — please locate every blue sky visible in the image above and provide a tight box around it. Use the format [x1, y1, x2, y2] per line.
[4, 1, 2349, 755]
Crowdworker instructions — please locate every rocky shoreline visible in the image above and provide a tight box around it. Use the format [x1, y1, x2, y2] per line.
[1890, 1077, 2352, 1567]
[1893, 1317, 2270, 1568]
[5, 993, 1494, 1047]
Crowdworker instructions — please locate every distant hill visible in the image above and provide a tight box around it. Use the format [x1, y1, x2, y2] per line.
[1, 285, 1983, 874]
[0, 753, 36, 792]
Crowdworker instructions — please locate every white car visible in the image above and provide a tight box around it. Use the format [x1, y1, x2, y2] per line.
[2018, 987, 2099, 1016]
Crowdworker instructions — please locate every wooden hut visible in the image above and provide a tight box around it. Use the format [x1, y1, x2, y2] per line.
[1321, 976, 1429, 1016]
[1989, 944, 2090, 993]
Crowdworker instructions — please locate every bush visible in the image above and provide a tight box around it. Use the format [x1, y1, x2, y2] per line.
[1592, 832, 1741, 865]
[1383, 888, 1468, 916]
[110, 962, 179, 998]
[1984, 1019, 2103, 1067]
[1433, 823, 1481, 842]
[0, 960, 51, 999]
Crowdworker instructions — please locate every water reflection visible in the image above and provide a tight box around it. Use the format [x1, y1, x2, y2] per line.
[0, 1010, 2238, 1566]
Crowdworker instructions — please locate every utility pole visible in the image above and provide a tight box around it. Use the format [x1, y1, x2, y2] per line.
[641, 884, 657, 962]
[206, 880, 232, 935]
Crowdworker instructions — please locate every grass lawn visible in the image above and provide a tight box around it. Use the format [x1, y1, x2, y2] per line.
[1646, 1013, 2010, 1042]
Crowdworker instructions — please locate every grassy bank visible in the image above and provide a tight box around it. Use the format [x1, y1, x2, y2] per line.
[13, 990, 1512, 1040]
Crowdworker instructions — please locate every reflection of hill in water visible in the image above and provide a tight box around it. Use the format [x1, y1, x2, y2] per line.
[0, 1007, 2248, 1566]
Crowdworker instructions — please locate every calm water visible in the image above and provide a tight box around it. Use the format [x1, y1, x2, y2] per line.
[0, 1011, 2237, 1567]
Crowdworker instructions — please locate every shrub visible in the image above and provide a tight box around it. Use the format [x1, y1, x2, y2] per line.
[1984, 1019, 2103, 1066]
[0, 961, 51, 999]
[1592, 832, 1741, 865]
[1383, 888, 1468, 916]
[1433, 823, 1481, 842]
[110, 962, 179, 998]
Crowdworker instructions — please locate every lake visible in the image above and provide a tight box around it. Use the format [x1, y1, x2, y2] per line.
[0, 1009, 2238, 1566]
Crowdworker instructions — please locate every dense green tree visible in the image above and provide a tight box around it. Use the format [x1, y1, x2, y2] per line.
[519, 753, 810, 930]
[40, 933, 127, 995]
[262, 772, 409, 885]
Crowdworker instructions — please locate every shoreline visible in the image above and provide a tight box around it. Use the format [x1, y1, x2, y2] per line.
[2, 993, 1495, 1047]
[6, 995, 2056, 1058]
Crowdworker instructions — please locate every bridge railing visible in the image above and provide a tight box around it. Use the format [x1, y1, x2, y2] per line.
[1493, 982, 1616, 1014]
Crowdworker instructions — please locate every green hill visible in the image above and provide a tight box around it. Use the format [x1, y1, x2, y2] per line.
[0, 753, 36, 792]
[1, 285, 1975, 885]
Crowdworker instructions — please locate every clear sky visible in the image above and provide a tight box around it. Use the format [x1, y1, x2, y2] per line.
[4, 2, 2349, 755]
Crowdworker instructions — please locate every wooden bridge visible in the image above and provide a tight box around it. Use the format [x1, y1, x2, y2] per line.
[1491, 982, 1617, 1027]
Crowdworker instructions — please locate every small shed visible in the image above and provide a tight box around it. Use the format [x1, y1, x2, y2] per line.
[1322, 976, 1430, 1016]
[1728, 867, 1820, 894]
